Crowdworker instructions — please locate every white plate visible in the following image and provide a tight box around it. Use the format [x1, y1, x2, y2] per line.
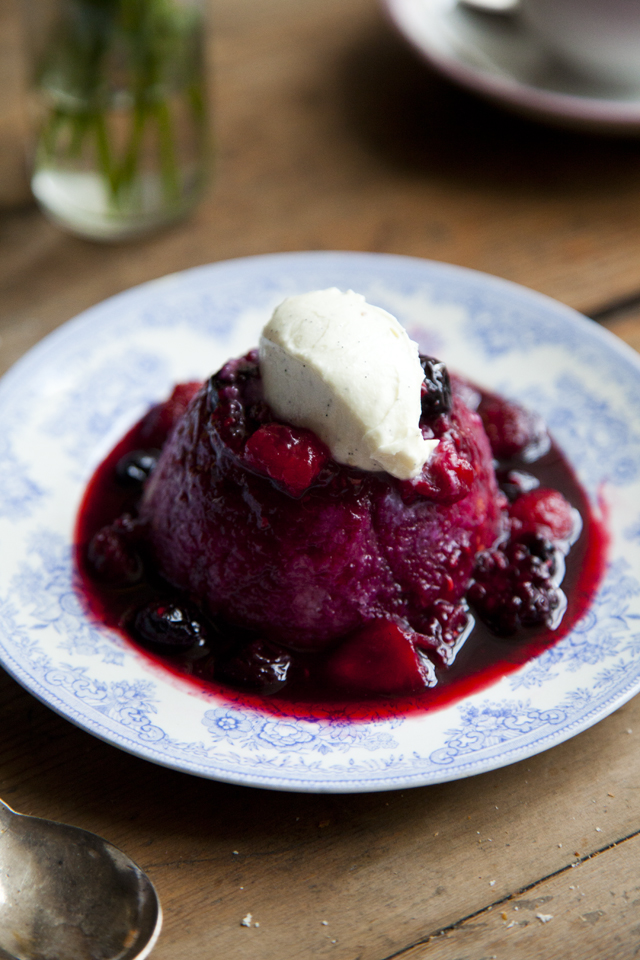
[384, 0, 640, 133]
[1, 251, 639, 794]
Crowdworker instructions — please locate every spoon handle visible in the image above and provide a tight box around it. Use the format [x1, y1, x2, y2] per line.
[0, 800, 15, 829]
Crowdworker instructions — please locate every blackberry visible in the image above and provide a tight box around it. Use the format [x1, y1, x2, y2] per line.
[87, 517, 143, 586]
[208, 354, 263, 451]
[419, 355, 452, 418]
[468, 533, 564, 637]
[497, 469, 540, 503]
[414, 600, 471, 666]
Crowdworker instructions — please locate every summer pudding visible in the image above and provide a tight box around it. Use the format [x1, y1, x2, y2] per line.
[76, 289, 599, 710]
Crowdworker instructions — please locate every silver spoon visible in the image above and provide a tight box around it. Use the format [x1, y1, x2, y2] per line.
[0, 799, 162, 960]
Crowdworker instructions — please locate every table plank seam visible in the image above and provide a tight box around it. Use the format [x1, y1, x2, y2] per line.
[375, 824, 640, 960]
[589, 290, 640, 324]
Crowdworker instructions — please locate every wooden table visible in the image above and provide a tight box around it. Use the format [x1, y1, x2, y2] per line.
[3, 1, 640, 957]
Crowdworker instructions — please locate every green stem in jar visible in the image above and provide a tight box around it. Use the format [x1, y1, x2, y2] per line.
[154, 99, 180, 203]
[34, 0, 205, 211]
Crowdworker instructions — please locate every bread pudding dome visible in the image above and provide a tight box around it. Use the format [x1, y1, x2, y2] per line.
[139, 290, 505, 654]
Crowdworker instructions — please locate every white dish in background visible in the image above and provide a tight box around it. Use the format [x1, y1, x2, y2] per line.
[384, 0, 640, 133]
[1, 250, 640, 793]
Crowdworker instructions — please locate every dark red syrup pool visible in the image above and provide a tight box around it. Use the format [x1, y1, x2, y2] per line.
[74, 386, 608, 722]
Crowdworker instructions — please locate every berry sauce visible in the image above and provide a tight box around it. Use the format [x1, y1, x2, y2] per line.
[74, 379, 608, 722]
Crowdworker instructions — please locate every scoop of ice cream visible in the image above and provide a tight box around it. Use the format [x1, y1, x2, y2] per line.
[259, 288, 438, 480]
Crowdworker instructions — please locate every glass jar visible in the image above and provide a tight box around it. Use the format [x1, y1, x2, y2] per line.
[22, 0, 209, 241]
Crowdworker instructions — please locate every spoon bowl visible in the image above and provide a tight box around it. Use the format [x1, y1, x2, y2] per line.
[0, 800, 162, 960]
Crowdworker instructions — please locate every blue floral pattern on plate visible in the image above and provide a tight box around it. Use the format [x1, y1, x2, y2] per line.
[0, 251, 639, 793]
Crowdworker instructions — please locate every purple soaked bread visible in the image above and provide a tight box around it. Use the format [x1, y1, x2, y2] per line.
[140, 353, 505, 651]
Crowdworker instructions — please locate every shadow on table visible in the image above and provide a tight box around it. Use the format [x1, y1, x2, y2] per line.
[336, 21, 640, 195]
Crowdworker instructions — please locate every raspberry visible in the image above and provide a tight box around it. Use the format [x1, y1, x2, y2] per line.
[244, 423, 329, 497]
[478, 394, 548, 461]
[139, 382, 202, 447]
[509, 488, 575, 542]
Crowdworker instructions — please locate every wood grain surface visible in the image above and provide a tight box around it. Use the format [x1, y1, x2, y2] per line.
[0, 0, 30, 208]
[2, 1, 640, 959]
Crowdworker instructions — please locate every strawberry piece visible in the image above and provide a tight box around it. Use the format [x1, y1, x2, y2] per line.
[244, 423, 329, 497]
[325, 620, 434, 696]
[400, 437, 474, 505]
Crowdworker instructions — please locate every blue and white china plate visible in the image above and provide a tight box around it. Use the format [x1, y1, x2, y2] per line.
[1, 251, 639, 794]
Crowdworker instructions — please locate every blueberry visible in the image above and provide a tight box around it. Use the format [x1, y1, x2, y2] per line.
[214, 639, 292, 694]
[134, 600, 208, 654]
[116, 449, 160, 486]
[419, 356, 452, 417]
